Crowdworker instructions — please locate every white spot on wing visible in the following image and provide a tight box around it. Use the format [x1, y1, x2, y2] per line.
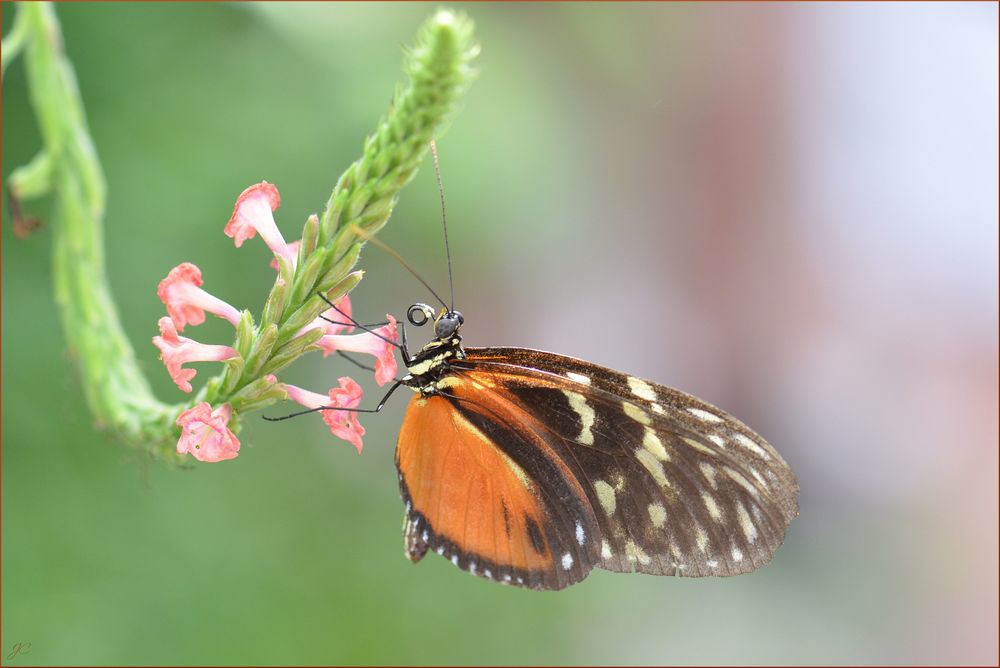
[565, 371, 590, 385]
[601, 539, 613, 560]
[732, 547, 744, 563]
[622, 401, 652, 425]
[451, 555, 459, 566]
[737, 502, 758, 543]
[627, 377, 657, 401]
[699, 462, 718, 488]
[647, 503, 667, 528]
[696, 527, 708, 552]
[681, 436, 716, 456]
[563, 390, 596, 445]
[575, 520, 586, 546]
[643, 428, 670, 460]
[635, 448, 670, 488]
[707, 434, 726, 448]
[651, 403, 666, 415]
[707, 559, 719, 568]
[594, 480, 617, 516]
[687, 407, 723, 423]
[701, 492, 723, 521]
[562, 553, 574, 570]
[436, 546, 445, 556]
[733, 433, 771, 460]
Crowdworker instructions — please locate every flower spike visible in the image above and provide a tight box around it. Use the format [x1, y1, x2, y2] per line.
[225, 182, 297, 267]
[157, 263, 241, 331]
[152, 317, 239, 393]
[316, 315, 398, 386]
[283, 378, 366, 453]
[176, 403, 240, 462]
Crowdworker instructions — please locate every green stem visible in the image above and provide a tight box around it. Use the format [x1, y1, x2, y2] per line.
[4, 3, 478, 463]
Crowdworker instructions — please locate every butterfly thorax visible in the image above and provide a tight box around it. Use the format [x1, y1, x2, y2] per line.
[401, 304, 467, 395]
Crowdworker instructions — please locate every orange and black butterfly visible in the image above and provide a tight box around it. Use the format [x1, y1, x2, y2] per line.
[373, 302, 800, 591]
[305, 149, 798, 591]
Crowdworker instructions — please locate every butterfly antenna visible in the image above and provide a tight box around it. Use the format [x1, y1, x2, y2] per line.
[347, 224, 449, 311]
[429, 140, 455, 311]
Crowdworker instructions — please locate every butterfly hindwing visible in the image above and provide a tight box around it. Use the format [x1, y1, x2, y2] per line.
[396, 389, 602, 590]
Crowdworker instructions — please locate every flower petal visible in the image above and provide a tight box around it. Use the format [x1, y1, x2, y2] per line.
[225, 181, 296, 266]
[153, 317, 238, 393]
[157, 262, 241, 331]
[176, 403, 240, 462]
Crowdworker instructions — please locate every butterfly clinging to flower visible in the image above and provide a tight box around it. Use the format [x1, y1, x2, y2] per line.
[288, 146, 799, 591]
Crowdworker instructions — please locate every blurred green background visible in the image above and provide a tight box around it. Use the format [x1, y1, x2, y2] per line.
[2, 3, 997, 665]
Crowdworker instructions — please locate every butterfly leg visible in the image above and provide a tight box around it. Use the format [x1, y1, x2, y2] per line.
[262, 379, 407, 422]
[315, 291, 411, 364]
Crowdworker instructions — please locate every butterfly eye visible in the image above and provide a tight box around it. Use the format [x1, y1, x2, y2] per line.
[434, 310, 463, 338]
[407, 303, 436, 327]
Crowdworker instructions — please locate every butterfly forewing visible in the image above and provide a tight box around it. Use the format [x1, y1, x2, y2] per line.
[395, 346, 799, 589]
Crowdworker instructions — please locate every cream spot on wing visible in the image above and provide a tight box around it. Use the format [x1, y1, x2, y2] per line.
[647, 503, 667, 528]
[625, 540, 652, 566]
[696, 527, 708, 552]
[707, 559, 719, 568]
[563, 390, 596, 445]
[627, 377, 658, 401]
[434, 376, 462, 390]
[687, 407, 723, 422]
[561, 553, 574, 570]
[724, 466, 759, 497]
[701, 493, 723, 521]
[681, 436, 716, 456]
[575, 520, 586, 546]
[635, 448, 670, 488]
[699, 462, 718, 488]
[737, 502, 758, 543]
[749, 466, 770, 490]
[651, 403, 666, 415]
[732, 547, 744, 563]
[707, 434, 726, 448]
[594, 480, 617, 516]
[565, 371, 590, 385]
[643, 427, 670, 461]
[623, 401, 652, 425]
[601, 539, 613, 560]
[732, 433, 771, 460]
[668, 542, 681, 560]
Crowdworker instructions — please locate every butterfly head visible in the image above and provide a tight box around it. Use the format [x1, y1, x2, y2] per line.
[407, 303, 464, 340]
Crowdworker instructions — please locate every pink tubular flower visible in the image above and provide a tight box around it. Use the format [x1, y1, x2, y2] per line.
[176, 403, 240, 462]
[316, 314, 398, 386]
[157, 263, 241, 331]
[153, 317, 239, 393]
[283, 377, 366, 453]
[225, 182, 296, 267]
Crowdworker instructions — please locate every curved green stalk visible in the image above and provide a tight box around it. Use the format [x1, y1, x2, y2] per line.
[3, 3, 478, 462]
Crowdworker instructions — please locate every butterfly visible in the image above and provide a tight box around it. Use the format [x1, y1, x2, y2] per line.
[366, 299, 799, 591]
[307, 146, 798, 591]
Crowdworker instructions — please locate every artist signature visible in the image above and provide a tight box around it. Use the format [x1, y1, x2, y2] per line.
[6, 642, 32, 661]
